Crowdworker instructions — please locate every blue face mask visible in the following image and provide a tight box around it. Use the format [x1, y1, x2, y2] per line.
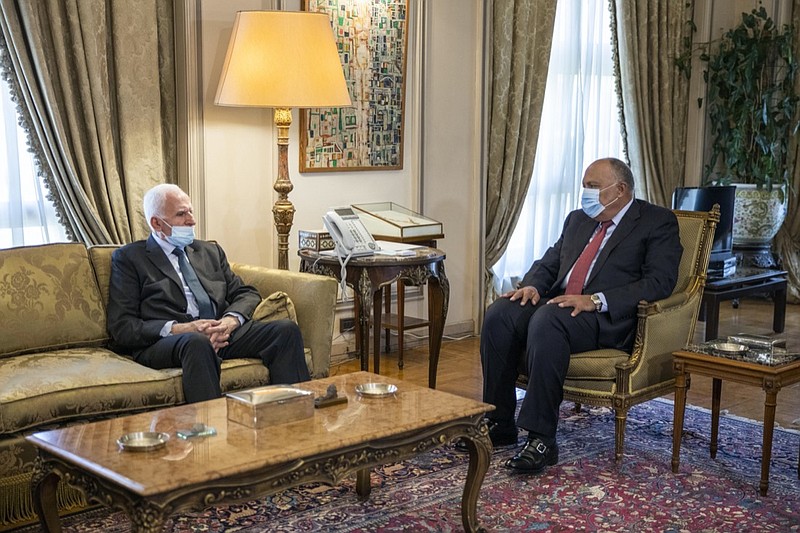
[160, 219, 195, 249]
[580, 183, 618, 218]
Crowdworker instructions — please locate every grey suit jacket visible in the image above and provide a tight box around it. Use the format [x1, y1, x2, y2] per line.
[107, 236, 261, 355]
[519, 199, 683, 350]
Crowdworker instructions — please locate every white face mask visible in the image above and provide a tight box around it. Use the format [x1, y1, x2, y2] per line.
[159, 219, 195, 248]
[580, 183, 618, 218]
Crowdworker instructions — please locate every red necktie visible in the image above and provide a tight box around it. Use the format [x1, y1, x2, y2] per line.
[565, 220, 613, 295]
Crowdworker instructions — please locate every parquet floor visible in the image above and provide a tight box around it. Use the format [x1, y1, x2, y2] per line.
[331, 298, 800, 430]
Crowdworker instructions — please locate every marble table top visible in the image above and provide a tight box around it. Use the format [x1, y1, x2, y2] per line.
[27, 372, 492, 497]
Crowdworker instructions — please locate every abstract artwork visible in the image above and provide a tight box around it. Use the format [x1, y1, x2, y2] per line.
[300, 0, 408, 172]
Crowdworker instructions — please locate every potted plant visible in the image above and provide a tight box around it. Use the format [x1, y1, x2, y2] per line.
[700, 7, 799, 266]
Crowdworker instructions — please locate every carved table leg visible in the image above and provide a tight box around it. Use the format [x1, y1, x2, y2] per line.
[373, 287, 383, 376]
[773, 281, 787, 333]
[710, 378, 722, 459]
[127, 500, 169, 533]
[356, 269, 373, 372]
[397, 279, 406, 369]
[31, 457, 62, 533]
[383, 285, 392, 354]
[426, 262, 449, 389]
[759, 386, 779, 496]
[356, 468, 372, 501]
[460, 430, 491, 533]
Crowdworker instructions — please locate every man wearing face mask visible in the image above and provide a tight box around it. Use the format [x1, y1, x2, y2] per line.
[107, 184, 310, 403]
[475, 157, 682, 474]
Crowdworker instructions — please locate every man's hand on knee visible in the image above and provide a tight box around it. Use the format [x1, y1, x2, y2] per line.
[505, 286, 540, 306]
[547, 294, 595, 317]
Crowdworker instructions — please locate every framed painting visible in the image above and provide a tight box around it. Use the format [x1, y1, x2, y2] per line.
[300, 0, 408, 172]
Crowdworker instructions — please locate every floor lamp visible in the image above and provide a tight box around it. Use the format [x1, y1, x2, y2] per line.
[215, 11, 352, 269]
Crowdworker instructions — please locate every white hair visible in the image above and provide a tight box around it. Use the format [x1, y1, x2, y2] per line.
[143, 184, 185, 230]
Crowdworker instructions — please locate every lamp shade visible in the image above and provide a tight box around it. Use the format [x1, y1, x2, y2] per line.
[215, 11, 352, 109]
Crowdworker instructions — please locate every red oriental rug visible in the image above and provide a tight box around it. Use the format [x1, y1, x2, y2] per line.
[18, 398, 800, 532]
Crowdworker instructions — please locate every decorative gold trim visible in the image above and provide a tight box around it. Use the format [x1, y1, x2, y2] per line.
[272, 107, 295, 270]
[30, 415, 490, 532]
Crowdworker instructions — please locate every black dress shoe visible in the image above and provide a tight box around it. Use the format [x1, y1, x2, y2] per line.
[505, 438, 558, 474]
[455, 419, 518, 451]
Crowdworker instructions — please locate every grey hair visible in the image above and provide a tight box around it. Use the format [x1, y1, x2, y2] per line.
[606, 157, 635, 191]
[143, 184, 185, 230]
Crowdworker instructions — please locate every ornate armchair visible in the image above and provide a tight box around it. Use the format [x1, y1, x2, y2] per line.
[520, 206, 719, 461]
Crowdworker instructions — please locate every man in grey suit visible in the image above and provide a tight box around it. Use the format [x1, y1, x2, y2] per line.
[479, 158, 682, 474]
[107, 184, 310, 403]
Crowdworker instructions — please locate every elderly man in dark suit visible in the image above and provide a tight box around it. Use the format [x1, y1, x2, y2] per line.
[479, 157, 682, 474]
[107, 184, 310, 403]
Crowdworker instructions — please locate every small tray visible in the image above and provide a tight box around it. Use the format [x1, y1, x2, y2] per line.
[355, 383, 398, 397]
[117, 432, 170, 452]
[707, 342, 748, 356]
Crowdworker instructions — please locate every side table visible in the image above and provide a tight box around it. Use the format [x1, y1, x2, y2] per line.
[671, 349, 800, 496]
[373, 235, 443, 369]
[699, 267, 788, 341]
[299, 248, 449, 388]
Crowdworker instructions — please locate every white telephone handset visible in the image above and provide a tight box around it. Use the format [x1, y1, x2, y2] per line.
[323, 207, 379, 258]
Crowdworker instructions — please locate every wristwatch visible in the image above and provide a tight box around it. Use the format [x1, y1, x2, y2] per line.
[590, 293, 602, 312]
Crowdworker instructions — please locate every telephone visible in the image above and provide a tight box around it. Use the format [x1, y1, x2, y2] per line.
[323, 207, 380, 258]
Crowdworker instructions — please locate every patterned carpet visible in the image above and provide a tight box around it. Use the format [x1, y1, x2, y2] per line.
[24, 398, 800, 532]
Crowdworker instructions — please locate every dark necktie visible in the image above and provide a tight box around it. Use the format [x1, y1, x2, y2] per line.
[172, 248, 215, 319]
[565, 220, 613, 295]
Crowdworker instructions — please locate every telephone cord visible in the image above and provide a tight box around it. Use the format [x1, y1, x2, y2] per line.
[336, 248, 353, 299]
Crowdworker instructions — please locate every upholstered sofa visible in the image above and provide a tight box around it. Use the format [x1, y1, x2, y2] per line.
[0, 242, 338, 529]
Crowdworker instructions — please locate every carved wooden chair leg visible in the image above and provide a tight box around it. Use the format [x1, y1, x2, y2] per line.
[614, 407, 628, 461]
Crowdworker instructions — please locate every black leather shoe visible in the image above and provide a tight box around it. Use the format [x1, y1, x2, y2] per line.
[505, 438, 558, 474]
[455, 419, 518, 451]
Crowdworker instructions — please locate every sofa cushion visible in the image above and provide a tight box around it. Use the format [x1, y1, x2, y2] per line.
[87, 244, 118, 309]
[250, 292, 314, 375]
[0, 348, 178, 434]
[0, 243, 108, 359]
[253, 291, 298, 323]
[566, 348, 630, 380]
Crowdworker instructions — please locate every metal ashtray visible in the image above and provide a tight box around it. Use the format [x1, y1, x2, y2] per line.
[708, 342, 749, 356]
[355, 383, 398, 397]
[117, 432, 170, 452]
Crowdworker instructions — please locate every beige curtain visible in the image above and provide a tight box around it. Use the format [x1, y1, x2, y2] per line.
[484, 0, 557, 302]
[773, 0, 800, 302]
[0, 0, 176, 245]
[611, 0, 694, 207]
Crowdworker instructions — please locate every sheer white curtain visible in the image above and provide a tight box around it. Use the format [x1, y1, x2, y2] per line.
[492, 0, 624, 293]
[0, 76, 67, 248]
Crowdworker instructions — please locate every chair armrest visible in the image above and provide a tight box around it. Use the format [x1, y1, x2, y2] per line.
[624, 287, 704, 390]
[232, 263, 338, 378]
[638, 292, 690, 315]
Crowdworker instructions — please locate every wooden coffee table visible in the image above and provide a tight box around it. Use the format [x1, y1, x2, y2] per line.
[27, 372, 493, 532]
[671, 349, 800, 496]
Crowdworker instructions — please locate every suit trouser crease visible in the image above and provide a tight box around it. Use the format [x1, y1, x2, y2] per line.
[481, 297, 600, 440]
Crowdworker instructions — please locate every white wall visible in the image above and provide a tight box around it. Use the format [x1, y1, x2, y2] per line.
[198, 1, 482, 340]
[421, 1, 483, 335]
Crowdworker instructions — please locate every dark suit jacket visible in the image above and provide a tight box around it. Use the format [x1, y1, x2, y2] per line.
[519, 199, 682, 350]
[107, 236, 261, 355]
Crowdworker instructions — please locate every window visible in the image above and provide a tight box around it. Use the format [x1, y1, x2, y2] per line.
[0, 75, 68, 248]
[492, 0, 624, 293]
